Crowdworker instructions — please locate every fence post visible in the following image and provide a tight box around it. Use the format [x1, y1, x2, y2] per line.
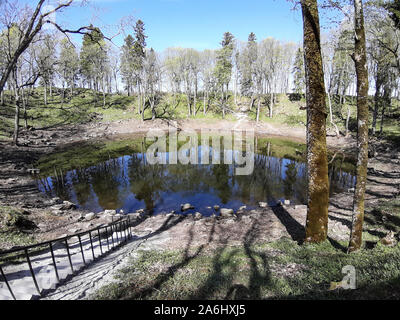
[0, 266, 16, 300]
[89, 231, 95, 260]
[97, 228, 103, 255]
[65, 239, 74, 273]
[49, 242, 60, 283]
[115, 223, 120, 244]
[128, 216, 132, 239]
[110, 225, 115, 249]
[25, 249, 41, 297]
[105, 227, 110, 251]
[78, 235, 86, 265]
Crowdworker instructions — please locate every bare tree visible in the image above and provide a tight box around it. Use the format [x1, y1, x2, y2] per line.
[0, 0, 100, 96]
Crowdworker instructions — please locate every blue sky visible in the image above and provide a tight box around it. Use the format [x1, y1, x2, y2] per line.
[32, 0, 307, 50]
[21, 0, 342, 51]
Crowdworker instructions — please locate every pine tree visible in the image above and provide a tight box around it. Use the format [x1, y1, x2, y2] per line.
[239, 32, 257, 97]
[120, 35, 135, 96]
[292, 47, 305, 94]
[214, 32, 235, 118]
[37, 35, 57, 105]
[79, 26, 107, 91]
[59, 38, 79, 96]
[132, 19, 147, 119]
[386, 0, 400, 29]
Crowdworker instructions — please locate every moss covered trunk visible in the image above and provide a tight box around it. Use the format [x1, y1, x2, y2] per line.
[300, 0, 330, 243]
[348, 0, 369, 253]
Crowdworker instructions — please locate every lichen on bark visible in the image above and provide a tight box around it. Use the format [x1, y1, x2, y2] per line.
[348, 0, 369, 253]
[300, 0, 330, 243]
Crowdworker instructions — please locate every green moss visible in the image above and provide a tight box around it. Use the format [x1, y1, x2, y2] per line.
[0, 206, 37, 255]
[34, 137, 150, 176]
[0, 206, 32, 230]
[256, 137, 306, 161]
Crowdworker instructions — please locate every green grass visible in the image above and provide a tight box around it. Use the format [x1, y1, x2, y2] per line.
[0, 206, 37, 254]
[0, 89, 242, 143]
[2, 88, 399, 146]
[363, 197, 400, 243]
[34, 137, 149, 176]
[92, 195, 400, 300]
[92, 237, 400, 300]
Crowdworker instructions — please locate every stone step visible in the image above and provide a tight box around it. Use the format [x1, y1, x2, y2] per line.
[0, 229, 132, 300]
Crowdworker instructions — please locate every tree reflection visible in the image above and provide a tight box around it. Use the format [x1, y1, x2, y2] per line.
[42, 135, 356, 213]
[283, 161, 297, 200]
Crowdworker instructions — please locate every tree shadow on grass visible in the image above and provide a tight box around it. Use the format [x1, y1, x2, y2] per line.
[127, 218, 216, 299]
[270, 205, 305, 244]
[189, 216, 272, 300]
[271, 205, 347, 252]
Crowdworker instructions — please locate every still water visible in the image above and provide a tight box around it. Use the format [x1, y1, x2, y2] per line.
[35, 134, 356, 216]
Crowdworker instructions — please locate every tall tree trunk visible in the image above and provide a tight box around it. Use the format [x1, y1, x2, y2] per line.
[328, 92, 340, 136]
[379, 100, 386, 135]
[380, 85, 391, 135]
[269, 92, 274, 118]
[187, 93, 191, 118]
[372, 78, 382, 135]
[13, 93, 20, 145]
[203, 90, 207, 115]
[345, 106, 351, 137]
[102, 76, 106, 108]
[348, 0, 369, 253]
[12, 69, 20, 146]
[44, 83, 47, 106]
[151, 94, 156, 120]
[301, 0, 330, 243]
[194, 79, 198, 117]
[21, 87, 28, 129]
[221, 85, 225, 119]
[114, 72, 119, 94]
[137, 82, 142, 115]
[141, 94, 146, 122]
[256, 96, 261, 123]
[249, 93, 255, 110]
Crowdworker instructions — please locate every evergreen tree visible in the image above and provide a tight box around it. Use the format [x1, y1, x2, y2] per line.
[132, 19, 147, 117]
[79, 26, 107, 91]
[214, 32, 235, 118]
[59, 38, 79, 96]
[239, 32, 257, 97]
[385, 0, 400, 29]
[292, 47, 305, 94]
[37, 34, 57, 105]
[120, 34, 135, 95]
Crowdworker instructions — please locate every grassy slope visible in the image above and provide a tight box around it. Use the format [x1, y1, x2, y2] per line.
[1, 87, 398, 142]
[1, 88, 400, 299]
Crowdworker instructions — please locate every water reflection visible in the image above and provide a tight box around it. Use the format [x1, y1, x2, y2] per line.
[36, 136, 356, 215]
